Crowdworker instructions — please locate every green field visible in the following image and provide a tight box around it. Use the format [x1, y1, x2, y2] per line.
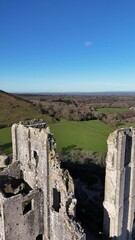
[0, 120, 112, 155]
[0, 127, 12, 155]
[96, 107, 130, 113]
[50, 119, 112, 153]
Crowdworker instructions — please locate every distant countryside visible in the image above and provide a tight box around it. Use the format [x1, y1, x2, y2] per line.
[1, 90, 135, 163]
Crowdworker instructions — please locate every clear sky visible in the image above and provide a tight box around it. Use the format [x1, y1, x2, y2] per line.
[0, 0, 135, 93]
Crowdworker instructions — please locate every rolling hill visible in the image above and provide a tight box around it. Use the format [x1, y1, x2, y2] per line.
[0, 90, 52, 126]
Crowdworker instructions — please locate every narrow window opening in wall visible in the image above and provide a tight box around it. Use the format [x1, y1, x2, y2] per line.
[52, 188, 61, 212]
[36, 234, 43, 240]
[34, 150, 39, 167]
[22, 199, 33, 215]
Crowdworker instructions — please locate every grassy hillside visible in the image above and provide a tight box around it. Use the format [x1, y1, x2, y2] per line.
[0, 90, 53, 126]
[50, 119, 112, 153]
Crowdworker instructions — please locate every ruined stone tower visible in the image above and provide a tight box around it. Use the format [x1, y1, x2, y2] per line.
[0, 121, 85, 240]
[103, 128, 135, 240]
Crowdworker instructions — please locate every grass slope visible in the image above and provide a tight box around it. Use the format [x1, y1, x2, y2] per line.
[50, 119, 112, 153]
[0, 90, 53, 126]
[96, 107, 130, 113]
[0, 127, 12, 155]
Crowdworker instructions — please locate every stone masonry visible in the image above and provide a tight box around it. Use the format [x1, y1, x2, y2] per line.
[0, 121, 86, 240]
[103, 128, 135, 240]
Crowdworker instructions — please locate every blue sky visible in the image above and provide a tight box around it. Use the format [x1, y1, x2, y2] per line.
[0, 0, 135, 92]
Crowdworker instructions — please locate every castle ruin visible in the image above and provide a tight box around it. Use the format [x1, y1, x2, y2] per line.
[0, 121, 135, 240]
[0, 121, 85, 240]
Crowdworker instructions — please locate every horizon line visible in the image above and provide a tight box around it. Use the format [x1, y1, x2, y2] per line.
[1, 89, 135, 95]
[11, 91, 135, 95]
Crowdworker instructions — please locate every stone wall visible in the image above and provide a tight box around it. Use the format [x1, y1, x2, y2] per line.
[1, 189, 43, 240]
[49, 150, 84, 240]
[12, 123, 50, 239]
[11, 122, 85, 240]
[103, 128, 135, 240]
